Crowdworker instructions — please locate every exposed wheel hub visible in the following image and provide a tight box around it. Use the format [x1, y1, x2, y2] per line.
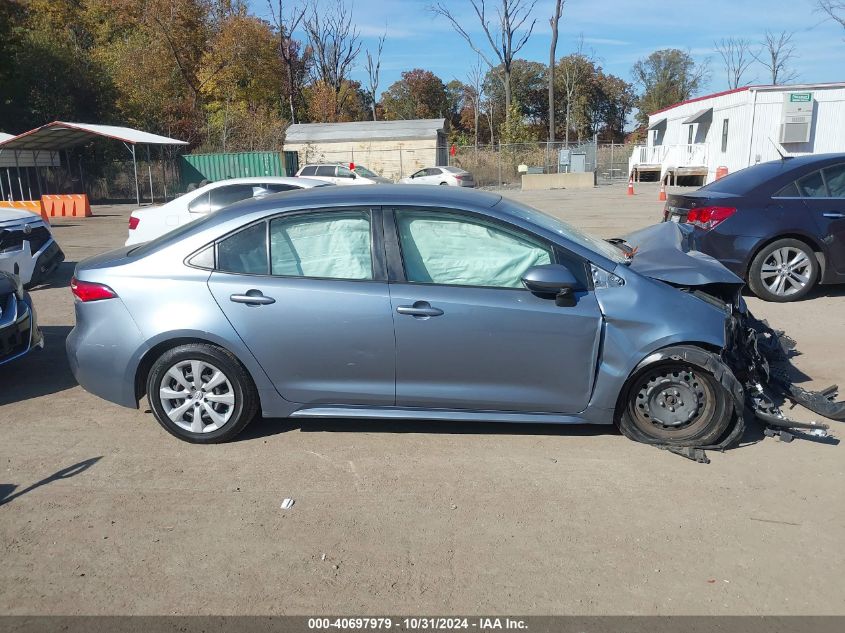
[636, 369, 705, 429]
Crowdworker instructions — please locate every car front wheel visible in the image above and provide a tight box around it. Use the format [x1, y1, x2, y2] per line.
[146, 343, 258, 443]
[748, 238, 818, 302]
[618, 361, 732, 446]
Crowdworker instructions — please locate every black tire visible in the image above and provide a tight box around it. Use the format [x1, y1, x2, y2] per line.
[146, 343, 258, 443]
[439, 182, 449, 185]
[618, 361, 732, 446]
[747, 238, 818, 303]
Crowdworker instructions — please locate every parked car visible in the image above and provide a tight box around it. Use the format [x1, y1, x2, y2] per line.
[0, 207, 65, 287]
[125, 176, 332, 245]
[399, 166, 475, 187]
[0, 271, 43, 367]
[296, 163, 392, 185]
[663, 153, 845, 302]
[66, 185, 838, 447]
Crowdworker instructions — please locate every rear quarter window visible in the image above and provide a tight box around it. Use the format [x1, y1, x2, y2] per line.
[299, 166, 317, 176]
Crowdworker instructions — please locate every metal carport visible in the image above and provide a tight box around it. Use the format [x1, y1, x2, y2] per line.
[0, 121, 188, 206]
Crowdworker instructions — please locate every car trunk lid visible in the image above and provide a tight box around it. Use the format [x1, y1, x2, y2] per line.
[663, 190, 742, 222]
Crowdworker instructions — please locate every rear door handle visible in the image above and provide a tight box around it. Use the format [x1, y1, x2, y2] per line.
[822, 212, 845, 219]
[230, 290, 275, 305]
[396, 301, 443, 317]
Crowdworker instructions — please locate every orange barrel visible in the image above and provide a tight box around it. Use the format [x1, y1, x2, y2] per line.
[715, 166, 729, 180]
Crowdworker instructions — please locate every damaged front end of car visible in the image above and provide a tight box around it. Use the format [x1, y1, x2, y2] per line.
[621, 223, 844, 462]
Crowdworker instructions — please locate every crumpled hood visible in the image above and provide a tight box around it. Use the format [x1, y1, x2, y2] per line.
[621, 222, 743, 287]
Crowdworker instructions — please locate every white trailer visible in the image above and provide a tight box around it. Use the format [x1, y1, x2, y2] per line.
[629, 82, 845, 185]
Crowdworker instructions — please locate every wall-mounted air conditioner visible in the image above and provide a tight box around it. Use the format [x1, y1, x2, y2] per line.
[779, 92, 814, 144]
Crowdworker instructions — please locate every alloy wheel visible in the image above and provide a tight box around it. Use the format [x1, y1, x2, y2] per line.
[158, 359, 235, 433]
[759, 246, 812, 298]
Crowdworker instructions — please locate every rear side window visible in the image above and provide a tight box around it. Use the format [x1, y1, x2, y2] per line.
[823, 164, 845, 197]
[797, 171, 827, 198]
[208, 185, 262, 212]
[262, 183, 297, 193]
[269, 211, 372, 279]
[216, 222, 268, 274]
[316, 166, 336, 177]
[299, 166, 317, 176]
[187, 191, 211, 214]
[773, 182, 800, 198]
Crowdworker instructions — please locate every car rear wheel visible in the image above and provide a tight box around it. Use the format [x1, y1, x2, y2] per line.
[146, 343, 258, 443]
[618, 362, 732, 446]
[748, 238, 818, 302]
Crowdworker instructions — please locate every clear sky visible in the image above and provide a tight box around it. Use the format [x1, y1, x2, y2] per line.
[249, 0, 845, 99]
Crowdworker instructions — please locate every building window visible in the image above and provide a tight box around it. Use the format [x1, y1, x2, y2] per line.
[687, 124, 694, 145]
[721, 119, 729, 153]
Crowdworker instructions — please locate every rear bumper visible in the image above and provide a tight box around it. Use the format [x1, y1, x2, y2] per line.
[66, 298, 146, 408]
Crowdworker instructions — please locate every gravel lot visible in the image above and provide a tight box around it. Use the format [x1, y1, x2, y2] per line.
[1, 182, 844, 615]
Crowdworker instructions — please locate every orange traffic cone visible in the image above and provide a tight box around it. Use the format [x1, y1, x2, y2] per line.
[627, 175, 635, 196]
[658, 181, 667, 201]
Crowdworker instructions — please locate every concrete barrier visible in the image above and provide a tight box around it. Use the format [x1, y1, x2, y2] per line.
[521, 172, 596, 191]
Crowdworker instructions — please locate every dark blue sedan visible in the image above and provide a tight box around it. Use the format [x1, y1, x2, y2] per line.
[664, 153, 845, 302]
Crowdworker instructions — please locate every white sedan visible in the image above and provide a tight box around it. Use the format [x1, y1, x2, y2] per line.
[399, 166, 475, 187]
[125, 176, 331, 245]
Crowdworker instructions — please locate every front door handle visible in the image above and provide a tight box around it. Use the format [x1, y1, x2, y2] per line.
[822, 212, 845, 219]
[396, 301, 444, 317]
[230, 290, 275, 305]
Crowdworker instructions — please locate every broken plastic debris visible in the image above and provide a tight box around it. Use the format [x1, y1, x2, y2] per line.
[280, 498, 295, 510]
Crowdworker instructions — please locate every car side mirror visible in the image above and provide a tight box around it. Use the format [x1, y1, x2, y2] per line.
[521, 264, 580, 307]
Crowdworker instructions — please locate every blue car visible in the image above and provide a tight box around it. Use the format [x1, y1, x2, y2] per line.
[0, 271, 43, 367]
[664, 153, 845, 302]
[67, 186, 844, 450]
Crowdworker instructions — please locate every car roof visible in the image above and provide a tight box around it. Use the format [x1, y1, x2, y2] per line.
[214, 184, 502, 222]
[199, 176, 325, 189]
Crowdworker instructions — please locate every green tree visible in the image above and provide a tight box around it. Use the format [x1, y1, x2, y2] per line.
[499, 101, 534, 145]
[381, 69, 448, 120]
[631, 49, 709, 128]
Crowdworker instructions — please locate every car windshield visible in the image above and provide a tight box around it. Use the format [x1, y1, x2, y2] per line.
[353, 166, 378, 178]
[496, 198, 628, 264]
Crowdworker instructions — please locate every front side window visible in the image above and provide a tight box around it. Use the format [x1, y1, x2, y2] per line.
[316, 166, 336, 177]
[216, 222, 268, 275]
[395, 209, 552, 288]
[410, 169, 426, 179]
[822, 164, 845, 197]
[797, 170, 828, 198]
[336, 166, 355, 179]
[269, 211, 373, 280]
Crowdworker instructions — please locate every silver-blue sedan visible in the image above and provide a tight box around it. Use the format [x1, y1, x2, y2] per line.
[66, 186, 844, 448]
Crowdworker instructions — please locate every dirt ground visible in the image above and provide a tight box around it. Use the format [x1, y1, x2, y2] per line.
[1, 182, 844, 615]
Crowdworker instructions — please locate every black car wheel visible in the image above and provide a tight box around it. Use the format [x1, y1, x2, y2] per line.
[748, 238, 818, 302]
[618, 362, 732, 446]
[146, 343, 258, 443]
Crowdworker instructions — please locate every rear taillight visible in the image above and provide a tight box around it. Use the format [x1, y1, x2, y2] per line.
[454, 174, 464, 180]
[684, 206, 736, 230]
[128, 215, 140, 230]
[71, 277, 117, 302]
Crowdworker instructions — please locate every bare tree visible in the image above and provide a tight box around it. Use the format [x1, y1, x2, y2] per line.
[753, 30, 799, 85]
[267, 0, 307, 124]
[364, 33, 385, 121]
[548, 0, 564, 143]
[559, 35, 589, 145]
[466, 57, 485, 148]
[304, 0, 362, 117]
[817, 1, 845, 32]
[715, 37, 755, 89]
[431, 0, 538, 123]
